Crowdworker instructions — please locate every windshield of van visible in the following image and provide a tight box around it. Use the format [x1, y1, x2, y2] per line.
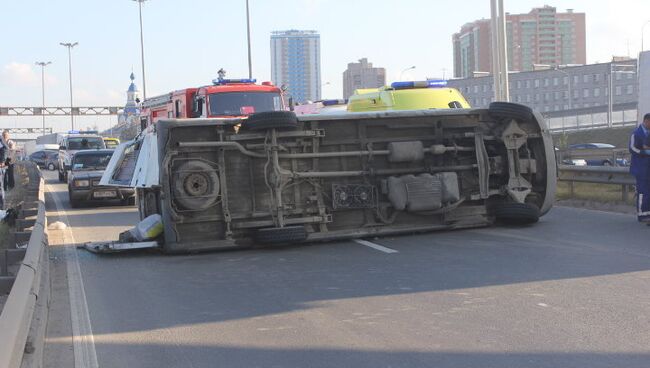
[208, 92, 282, 116]
[72, 152, 113, 170]
[67, 137, 105, 150]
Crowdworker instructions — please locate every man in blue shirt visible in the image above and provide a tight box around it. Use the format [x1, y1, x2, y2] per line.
[630, 113, 650, 223]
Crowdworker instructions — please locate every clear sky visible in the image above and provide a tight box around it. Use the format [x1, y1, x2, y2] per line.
[1, 0, 650, 132]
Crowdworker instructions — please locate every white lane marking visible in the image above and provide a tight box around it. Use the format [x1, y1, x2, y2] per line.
[47, 183, 99, 368]
[353, 239, 399, 254]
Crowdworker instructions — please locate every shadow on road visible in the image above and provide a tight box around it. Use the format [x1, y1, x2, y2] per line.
[47, 342, 650, 368]
[41, 169, 650, 366]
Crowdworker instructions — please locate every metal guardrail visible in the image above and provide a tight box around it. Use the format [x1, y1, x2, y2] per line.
[557, 164, 634, 201]
[0, 164, 48, 368]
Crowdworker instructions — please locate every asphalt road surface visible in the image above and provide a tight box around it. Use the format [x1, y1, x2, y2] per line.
[41, 170, 650, 368]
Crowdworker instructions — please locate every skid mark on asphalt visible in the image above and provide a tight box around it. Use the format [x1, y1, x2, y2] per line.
[354, 239, 399, 253]
[46, 184, 99, 368]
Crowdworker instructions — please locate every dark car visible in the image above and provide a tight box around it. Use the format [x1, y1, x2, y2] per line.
[67, 149, 135, 208]
[29, 150, 59, 170]
[566, 143, 629, 166]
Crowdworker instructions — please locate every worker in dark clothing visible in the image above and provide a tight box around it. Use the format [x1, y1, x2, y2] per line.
[630, 113, 650, 223]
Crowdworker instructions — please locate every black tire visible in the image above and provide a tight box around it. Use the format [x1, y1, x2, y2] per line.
[68, 191, 80, 208]
[47, 163, 55, 171]
[172, 160, 220, 211]
[254, 225, 308, 245]
[240, 111, 298, 131]
[489, 202, 540, 225]
[488, 102, 534, 122]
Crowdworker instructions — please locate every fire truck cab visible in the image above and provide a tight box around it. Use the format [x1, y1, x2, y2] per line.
[140, 77, 286, 129]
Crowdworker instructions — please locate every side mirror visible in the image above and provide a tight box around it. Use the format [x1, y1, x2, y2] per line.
[192, 98, 204, 117]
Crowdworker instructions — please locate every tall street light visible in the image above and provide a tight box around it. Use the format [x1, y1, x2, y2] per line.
[60, 42, 78, 130]
[642, 20, 650, 52]
[490, 0, 509, 102]
[246, 0, 253, 79]
[399, 66, 416, 80]
[35, 61, 52, 134]
[133, 0, 148, 100]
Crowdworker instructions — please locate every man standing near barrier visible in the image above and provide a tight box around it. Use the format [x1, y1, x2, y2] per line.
[630, 113, 650, 223]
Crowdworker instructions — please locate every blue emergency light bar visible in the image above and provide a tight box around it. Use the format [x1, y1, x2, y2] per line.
[212, 78, 257, 85]
[67, 130, 98, 134]
[321, 99, 347, 106]
[391, 80, 448, 90]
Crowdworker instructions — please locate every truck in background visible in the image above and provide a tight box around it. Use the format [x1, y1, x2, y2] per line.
[139, 72, 287, 130]
[36, 132, 66, 146]
[22, 141, 59, 156]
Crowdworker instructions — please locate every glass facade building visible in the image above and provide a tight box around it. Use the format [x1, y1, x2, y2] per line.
[271, 30, 321, 103]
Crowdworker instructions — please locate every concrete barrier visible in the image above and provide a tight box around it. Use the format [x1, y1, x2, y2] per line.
[0, 163, 49, 368]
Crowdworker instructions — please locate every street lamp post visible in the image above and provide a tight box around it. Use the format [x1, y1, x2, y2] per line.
[133, 0, 148, 100]
[246, 0, 253, 79]
[642, 20, 650, 52]
[490, 0, 509, 101]
[60, 42, 78, 130]
[35, 61, 52, 134]
[399, 66, 416, 80]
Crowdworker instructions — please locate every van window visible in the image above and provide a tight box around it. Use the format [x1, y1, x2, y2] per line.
[67, 137, 105, 150]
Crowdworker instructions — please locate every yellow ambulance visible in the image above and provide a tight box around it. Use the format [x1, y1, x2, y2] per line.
[347, 80, 470, 112]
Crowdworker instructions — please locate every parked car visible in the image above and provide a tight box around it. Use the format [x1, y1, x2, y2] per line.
[68, 149, 135, 208]
[562, 158, 588, 166]
[28, 150, 59, 170]
[564, 143, 629, 166]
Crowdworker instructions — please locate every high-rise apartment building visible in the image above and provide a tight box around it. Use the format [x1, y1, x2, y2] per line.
[342, 58, 386, 98]
[270, 30, 321, 103]
[453, 6, 586, 78]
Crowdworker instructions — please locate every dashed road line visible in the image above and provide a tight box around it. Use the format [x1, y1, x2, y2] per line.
[354, 239, 399, 253]
[47, 184, 99, 368]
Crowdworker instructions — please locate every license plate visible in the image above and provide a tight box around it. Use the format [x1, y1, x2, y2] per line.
[93, 190, 116, 198]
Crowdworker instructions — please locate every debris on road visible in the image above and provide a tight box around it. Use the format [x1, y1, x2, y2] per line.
[83, 240, 159, 253]
[83, 214, 163, 254]
[48, 221, 67, 230]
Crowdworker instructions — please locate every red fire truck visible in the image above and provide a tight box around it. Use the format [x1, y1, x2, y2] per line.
[139, 73, 287, 128]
